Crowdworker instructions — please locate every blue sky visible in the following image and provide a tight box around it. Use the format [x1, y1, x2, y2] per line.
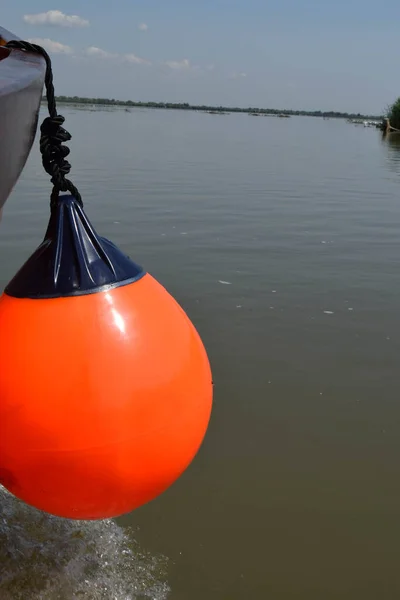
[4, 1, 400, 114]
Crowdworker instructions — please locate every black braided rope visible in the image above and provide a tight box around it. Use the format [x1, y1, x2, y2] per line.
[5, 40, 82, 205]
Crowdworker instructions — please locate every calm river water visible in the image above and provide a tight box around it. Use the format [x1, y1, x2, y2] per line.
[1, 107, 400, 599]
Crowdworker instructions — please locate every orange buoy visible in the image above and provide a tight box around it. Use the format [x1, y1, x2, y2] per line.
[0, 195, 213, 519]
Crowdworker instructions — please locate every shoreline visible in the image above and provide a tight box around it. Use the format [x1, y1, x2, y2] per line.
[41, 97, 382, 121]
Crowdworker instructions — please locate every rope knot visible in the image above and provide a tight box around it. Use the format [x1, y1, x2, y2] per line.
[40, 115, 73, 190]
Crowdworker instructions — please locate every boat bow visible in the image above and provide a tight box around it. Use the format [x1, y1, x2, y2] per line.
[0, 27, 46, 213]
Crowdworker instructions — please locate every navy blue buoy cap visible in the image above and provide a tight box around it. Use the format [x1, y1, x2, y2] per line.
[5, 195, 145, 299]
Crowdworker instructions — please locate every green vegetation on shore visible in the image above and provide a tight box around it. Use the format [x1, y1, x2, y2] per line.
[47, 96, 382, 121]
[387, 98, 400, 130]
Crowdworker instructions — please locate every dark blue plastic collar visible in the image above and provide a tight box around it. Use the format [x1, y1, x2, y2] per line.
[5, 195, 145, 299]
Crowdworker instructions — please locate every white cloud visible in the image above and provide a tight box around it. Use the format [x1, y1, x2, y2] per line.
[24, 10, 89, 28]
[86, 46, 116, 59]
[28, 38, 73, 54]
[231, 71, 247, 79]
[138, 23, 148, 31]
[165, 59, 191, 70]
[85, 47, 150, 66]
[124, 53, 151, 65]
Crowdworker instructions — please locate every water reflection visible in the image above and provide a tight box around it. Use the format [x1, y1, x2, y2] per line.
[382, 132, 400, 173]
[0, 486, 170, 600]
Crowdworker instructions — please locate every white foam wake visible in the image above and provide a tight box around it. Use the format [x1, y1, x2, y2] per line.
[0, 486, 170, 600]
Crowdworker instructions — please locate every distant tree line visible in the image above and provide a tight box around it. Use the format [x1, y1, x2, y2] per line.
[45, 96, 382, 120]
